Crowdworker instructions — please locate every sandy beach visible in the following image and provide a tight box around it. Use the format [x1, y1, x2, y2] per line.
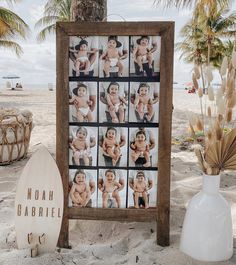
[0, 88, 236, 265]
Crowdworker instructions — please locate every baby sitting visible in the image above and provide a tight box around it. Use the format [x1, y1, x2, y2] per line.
[130, 130, 151, 167]
[106, 82, 127, 123]
[134, 83, 154, 121]
[100, 169, 121, 208]
[100, 36, 126, 77]
[69, 170, 91, 207]
[70, 83, 93, 122]
[70, 127, 91, 166]
[73, 40, 95, 76]
[133, 171, 149, 209]
[102, 127, 121, 166]
[133, 36, 153, 72]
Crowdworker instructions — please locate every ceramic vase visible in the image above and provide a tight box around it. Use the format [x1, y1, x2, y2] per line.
[180, 174, 233, 262]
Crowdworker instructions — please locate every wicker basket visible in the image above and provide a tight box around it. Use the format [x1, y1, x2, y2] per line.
[0, 109, 33, 165]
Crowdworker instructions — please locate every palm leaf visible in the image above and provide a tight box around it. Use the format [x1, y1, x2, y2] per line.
[0, 39, 22, 56]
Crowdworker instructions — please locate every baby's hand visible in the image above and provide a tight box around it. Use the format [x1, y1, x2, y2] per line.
[109, 105, 115, 111]
[148, 98, 153, 105]
[87, 100, 93, 106]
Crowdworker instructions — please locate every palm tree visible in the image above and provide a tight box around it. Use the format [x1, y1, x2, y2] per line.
[176, 3, 236, 67]
[70, 0, 106, 21]
[35, 0, 71, 42]
[0, 1, 29, 55]
[154, 0, 233, 10]
[35, 0, 107, 41]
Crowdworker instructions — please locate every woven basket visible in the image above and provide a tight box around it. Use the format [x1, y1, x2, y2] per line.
[0, 110, 33, 165]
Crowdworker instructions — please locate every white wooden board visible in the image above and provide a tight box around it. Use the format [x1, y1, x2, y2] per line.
[15, 146, 64, 253]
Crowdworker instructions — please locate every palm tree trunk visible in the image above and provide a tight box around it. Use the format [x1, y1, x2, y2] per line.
[70, 0, 107, 22]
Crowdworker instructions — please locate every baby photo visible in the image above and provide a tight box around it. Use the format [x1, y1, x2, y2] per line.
[130, 36, 161, 77]
[69, 169, 97, 208]
[128, 170, 157, 209]
[97, 169, 127, 208]
[98, 126, 128, 167]
[69, 126, 98, 166]
[129, 127, 158, 168]
[129, 82, 159, 123]
[99, 36, 129, 77]
[69, 82, 97, 123]
[99, 82, 128, 123]
[69, 36, 99, 77]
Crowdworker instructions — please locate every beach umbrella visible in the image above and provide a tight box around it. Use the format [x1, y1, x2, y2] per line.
[2, 75, 20, 89]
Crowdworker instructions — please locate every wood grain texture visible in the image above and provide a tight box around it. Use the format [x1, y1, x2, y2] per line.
[56, 24, 70, 249]
[69, 207, 157, 221]
[56, 21, 174, 248]
[157, 22, 175, 247]
[57, 21, 173, 36]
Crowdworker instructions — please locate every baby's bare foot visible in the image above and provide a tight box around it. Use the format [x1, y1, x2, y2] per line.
[143, 161, 151, 167]
[134, 205, 139, 209]
[145, 204, 149, 209]
[112, 118, 119, 123]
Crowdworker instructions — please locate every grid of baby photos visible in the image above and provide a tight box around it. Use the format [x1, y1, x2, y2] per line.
[68, 35, 161, 209]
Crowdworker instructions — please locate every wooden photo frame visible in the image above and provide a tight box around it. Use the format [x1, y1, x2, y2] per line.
[56, 21, 174, 248]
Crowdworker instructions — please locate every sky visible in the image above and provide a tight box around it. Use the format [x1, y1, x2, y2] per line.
[0, 0, 234, 87]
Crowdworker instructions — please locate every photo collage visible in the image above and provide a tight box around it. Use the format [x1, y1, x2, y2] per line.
[68, 35, 161, 210]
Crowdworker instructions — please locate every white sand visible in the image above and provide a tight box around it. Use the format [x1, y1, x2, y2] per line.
[0, 89, 236, 265]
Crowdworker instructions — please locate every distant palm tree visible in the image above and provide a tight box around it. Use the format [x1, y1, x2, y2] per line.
[154, 0, 233, 10]
[35, 0, 71, 42]
[0, 1, 29, 55]
[176, 2, 236, 68]
[35, 0, 107, 42]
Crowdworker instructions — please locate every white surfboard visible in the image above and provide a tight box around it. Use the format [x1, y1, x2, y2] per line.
[15, 145, 64, 254]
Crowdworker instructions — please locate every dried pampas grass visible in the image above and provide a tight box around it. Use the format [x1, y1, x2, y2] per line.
[220, 56, 228, 76]
[194, 65, 201, 79]
[188, 49, 236, 175]
[208, 86, 214, 101]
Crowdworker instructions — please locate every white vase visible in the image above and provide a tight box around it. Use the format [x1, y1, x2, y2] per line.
[180, 174, 233, 262]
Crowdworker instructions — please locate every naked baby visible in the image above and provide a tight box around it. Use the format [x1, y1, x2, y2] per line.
[130, 130, 151, 167]
[133, 171, 149, 209]
[70, 170, 91, 207]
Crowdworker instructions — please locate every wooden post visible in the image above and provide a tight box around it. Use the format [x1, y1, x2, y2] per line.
[56, 24, 70, 248]
[157, 22, 175, 246]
